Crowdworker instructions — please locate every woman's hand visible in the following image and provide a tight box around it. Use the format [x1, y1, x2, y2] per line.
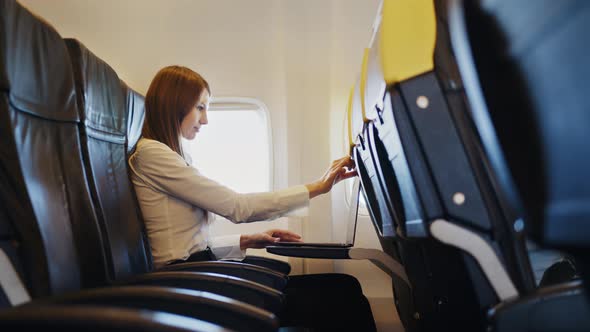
[305, 155, 357, 199]
[240, 229, 303, 250]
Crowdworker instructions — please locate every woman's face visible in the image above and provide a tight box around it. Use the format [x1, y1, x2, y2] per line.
[180, 89, 210, 140]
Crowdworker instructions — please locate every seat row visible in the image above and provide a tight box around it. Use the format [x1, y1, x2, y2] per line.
[341, 0, 590, 331]
[3, 0, 590, 331]
[0, 1, 309, 331]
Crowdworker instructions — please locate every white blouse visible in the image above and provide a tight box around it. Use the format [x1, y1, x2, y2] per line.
[128, 138, 310, 268]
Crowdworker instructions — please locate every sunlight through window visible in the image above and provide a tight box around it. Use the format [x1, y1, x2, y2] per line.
[183, 99, 272, 193]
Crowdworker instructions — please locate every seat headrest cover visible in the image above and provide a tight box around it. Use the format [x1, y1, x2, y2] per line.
[463, 0, 590, 248]
[126, 86, 145, 152]
[380, 0, 436, 84]
[65, 38, 126, 136]
[0, 0, 78, 122]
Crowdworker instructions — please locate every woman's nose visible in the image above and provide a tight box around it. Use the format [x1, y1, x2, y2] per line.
[200, 110, 208, 125]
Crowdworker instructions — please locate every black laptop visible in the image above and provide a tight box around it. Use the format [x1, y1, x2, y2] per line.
[274, 178, 361, 248]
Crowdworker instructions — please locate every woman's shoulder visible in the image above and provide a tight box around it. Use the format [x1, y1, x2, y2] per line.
[136, 137, 172, 152]
[129, 138, 195, 180]
[131, 138, 179, 163]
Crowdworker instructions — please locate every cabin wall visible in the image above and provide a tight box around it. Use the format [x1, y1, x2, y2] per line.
[20, 0, 390, 302]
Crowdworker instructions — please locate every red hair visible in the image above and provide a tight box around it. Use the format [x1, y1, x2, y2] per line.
[142, 65, 210, 157]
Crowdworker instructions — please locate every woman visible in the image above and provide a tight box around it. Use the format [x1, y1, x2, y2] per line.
[129, 65, 376, 331]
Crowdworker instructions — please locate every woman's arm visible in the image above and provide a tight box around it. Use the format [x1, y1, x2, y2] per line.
[129, 141, 309, 223]
[130, 141, 356, 222]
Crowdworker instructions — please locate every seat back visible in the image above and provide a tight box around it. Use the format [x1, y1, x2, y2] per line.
[350, 1, 537, 330]
[460, 0, 590, 250]
[65, 39, 153, 282]
[0, 0, 108, 298]
[126, 86, 146, 153]
[449, 0, 590, 288]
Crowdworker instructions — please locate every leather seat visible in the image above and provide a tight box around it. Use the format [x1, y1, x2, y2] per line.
[64, 38, 288, 298]
[0, 305, 235, 332]
[0, 0, 105, 296]
[448, 0, 590, 331]
[65, 40, 289, 291]
[0, 1, 278, 331]
[350, 2, 538, 331]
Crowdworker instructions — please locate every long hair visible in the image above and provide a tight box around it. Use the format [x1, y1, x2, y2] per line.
[142, 65, 210, 157]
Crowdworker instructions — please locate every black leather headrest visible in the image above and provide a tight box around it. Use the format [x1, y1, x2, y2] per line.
[463, 0, 590, 248]
[65, 38, 126, 138]
[125, 85, 145, 152]
[0, 0, 78, 122]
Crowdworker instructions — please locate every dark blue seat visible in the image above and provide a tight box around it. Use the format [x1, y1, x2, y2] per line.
[350, 2, 542, 331]
[448, 0, 590, 331]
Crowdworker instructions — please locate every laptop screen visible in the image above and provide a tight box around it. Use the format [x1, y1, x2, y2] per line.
[345, 177, 361, 245]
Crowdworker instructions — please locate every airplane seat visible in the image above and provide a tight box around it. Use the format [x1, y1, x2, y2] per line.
[64, 38, 153, 280]
[63, 38, 289, 293]
[347, 75, 416, 329]
[0, 0, 108, 296]
[62, 38, 289, 317]
[356, 0, 544, 330]
[0, 1, 281, 331]
[431, 0, 535, 293]
[123, 85, 156, 273]
[445, 0, 578, 288]
[360, 9, 484, 331]
[447, 0, 590, 330]
[0, 305, 237, 332]
[455, 0, 590, 264]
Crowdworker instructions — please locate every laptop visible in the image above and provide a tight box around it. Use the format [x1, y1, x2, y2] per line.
[274, 177, 361, 248]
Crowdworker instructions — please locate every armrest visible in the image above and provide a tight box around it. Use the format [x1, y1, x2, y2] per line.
[489, 281, 590, 332]
[25, 285, 277, 332]
[0, 305, 229, 332]
[119, 271, 284, 313]
[157, 260, 288, 290]
[243, 255, 291, 274]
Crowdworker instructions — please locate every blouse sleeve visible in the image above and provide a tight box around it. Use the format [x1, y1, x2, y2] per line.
[129, 140, 310, 223]
[208, 234, 246, 261]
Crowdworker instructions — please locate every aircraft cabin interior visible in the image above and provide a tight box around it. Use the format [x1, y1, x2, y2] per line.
[1, 0, 589, 331]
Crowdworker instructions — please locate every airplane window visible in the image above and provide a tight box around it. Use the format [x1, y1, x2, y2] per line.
[183, 98, 272, 193]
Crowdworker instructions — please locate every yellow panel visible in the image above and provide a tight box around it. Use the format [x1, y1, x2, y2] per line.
[346, 84, 355, 154]
[380, 0, 436, 85]
[359, 48, 370, 122]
